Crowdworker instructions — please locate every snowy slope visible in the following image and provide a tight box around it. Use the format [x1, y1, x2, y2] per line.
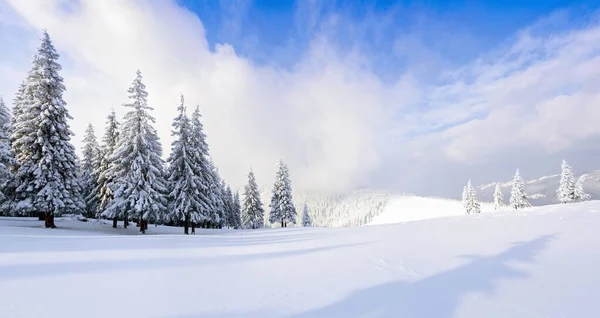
[477, 169, 600, 206]
[1, 202, 600, 318]
[368, 195, 494, 225]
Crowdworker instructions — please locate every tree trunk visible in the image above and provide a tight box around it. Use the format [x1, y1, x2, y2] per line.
[191, 222, 196, 235]
[124, 214, 129, 228]
[281, 219, 284, 228]
[139, 216, 145, 234]
[44, 212, 56, 228]
[112, 216, 118, 228]
[184, 214, 189, 235]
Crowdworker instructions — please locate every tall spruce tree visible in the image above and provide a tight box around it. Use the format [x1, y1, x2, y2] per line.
[10, 30, 83, 227]
[493, 183, 504, 210]
[463, 180, 481, 214]
[165, 95, 207, 234]
[269, 160, 296, 227]
[1, 83, 26, 215]
[302, 203, 312, 227]
[102, 70, 167, 233]
[242, 169, 264, 229]
[223, 184, 235, 229]
[207, 162, 224, 228]
[574, 175, 590, 202]
[93, 109, 120, 227]
[556, 159, 575, 204]
[509, 169, 530, 210]
[0, 96, 15, 213]
[190, 106, 213, 226]
[81, 123, 101, 217]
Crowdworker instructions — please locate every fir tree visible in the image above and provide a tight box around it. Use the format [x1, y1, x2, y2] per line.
[242, 170, 264, 229]
[493, 183, 504, 210]
[463, 180, 481, 214]
[207, 161, 224, 228]
[556, 159, 575, 204]
[81, 123, 101, 217]
[165, 95, 207, 234]
[103, 70, 167, 233]
[269, 160, 296, 227]
[461, 186, 468, 210]
[189, 106, 213, 227]
[223, 184, 236, 229]
[574, 175, 591, 202]
[232, 191, 242, 229]
[0, 96, 15, 214]
[93, 109, 120, 227]
[10, 30, 84, 227]
[302, 203, 312, 227]
[509, 169, 530, 210]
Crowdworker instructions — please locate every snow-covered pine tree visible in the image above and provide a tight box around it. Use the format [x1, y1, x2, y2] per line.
[268, 160, 297, 227]
[574, 175, 591, 202]
[463, 180, 480, 214]
[242, 169, 264, 229]
[206, 161, 224, 228]
[102, 70, 167, 233]
[461, 185, 468, 210]
[509, 169, 530, 210]
[80, 123, 101, 217]
[189, 105, 213, 227]
[493, 183, 504, 210]
[10, 30, 84, 227]
[556, 159, 576, 204]
[93, 109, 120, 227]
[1, 83, 26, 215]
[232, 191, 242, 229]
[166, 95, 207, 234]
[302, 203, 312, 227]
[0, 96, 15, 214]
[223, 184, 236, 229]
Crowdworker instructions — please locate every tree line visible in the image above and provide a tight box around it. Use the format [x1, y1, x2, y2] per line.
[0, 30, 312, 233]
[462, 160, 591, 214]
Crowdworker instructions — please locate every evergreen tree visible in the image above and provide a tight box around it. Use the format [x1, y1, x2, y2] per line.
[493, 183, 504, 210]
[1, 83, 26, 215]
[223, 184, 236, 229]
[268, 160, 297, 227]
[574, 175, 591, 202]
[189, 106, 213, 227]
[232, 191, 242, 229]
[0, 96, 15, 214]
[93, 109, 120, 227]
[165, 95, 207, 234]
[10, 30, 84, 227]
[556, 159, 576, 204]
[242, 170, 264, 229]
[80, 123, 101, 217]
[302, 203, 312, 227]
[102, 70, 167, 233]
[509, 169, 530, 210]
[461, 186, 468, 210]
[207, 161, 224, 228]
[463, 180, 480, 214]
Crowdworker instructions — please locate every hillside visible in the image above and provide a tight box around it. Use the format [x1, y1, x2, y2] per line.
[1, 202, 599, 317]
[477, 170, 600, 206]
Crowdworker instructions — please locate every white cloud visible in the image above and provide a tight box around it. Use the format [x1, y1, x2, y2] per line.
[1, 0, 600, 197]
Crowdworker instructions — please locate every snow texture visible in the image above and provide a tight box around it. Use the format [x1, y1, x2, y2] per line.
[1, 201, 599, 317]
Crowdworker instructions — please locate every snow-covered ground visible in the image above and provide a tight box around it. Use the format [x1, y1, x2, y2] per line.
[1, 201, 600, 317]
[368, 195, 494, 225]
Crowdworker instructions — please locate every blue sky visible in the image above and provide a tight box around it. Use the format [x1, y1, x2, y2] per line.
[178, 0, 596, 80]
[3, 0, 600, 196]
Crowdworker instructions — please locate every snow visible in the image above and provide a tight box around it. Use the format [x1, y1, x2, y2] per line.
[1, 201, 600, 317]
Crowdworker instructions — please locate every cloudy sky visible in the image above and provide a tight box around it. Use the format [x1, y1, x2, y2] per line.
[1, 0, 599, 197]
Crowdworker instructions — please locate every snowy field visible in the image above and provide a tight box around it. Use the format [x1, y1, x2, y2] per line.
[1, 202, 600, 318]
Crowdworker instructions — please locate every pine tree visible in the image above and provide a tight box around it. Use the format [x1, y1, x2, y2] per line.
[242, 170, 264, 229]
[493, 183, 504, 210]
[206, 161, 224, 228]
[93, 109, 120, 227]
[165, 95, 207, 234]
[268, 160, 297, 227]
[461, 186, 468, 210]
[232, 191, 242, 229]
[302, 203, 312, 227]
[509, 169, 530, 210]
[574, 175, 591, 202]
[189, 105, 213, 227]
[81, 123, 101, 217]
[556, 159, 576, 204]
[10, 30, 84, 227]
[102, 70, 167, 233]
[223, 184, 236, 229]
[0, 96, 15, 214]
[463, 180, 480, 214]
[1, 83, 26, 215]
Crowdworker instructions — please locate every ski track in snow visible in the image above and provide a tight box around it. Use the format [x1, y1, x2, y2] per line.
[1, 201, 600, 317]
